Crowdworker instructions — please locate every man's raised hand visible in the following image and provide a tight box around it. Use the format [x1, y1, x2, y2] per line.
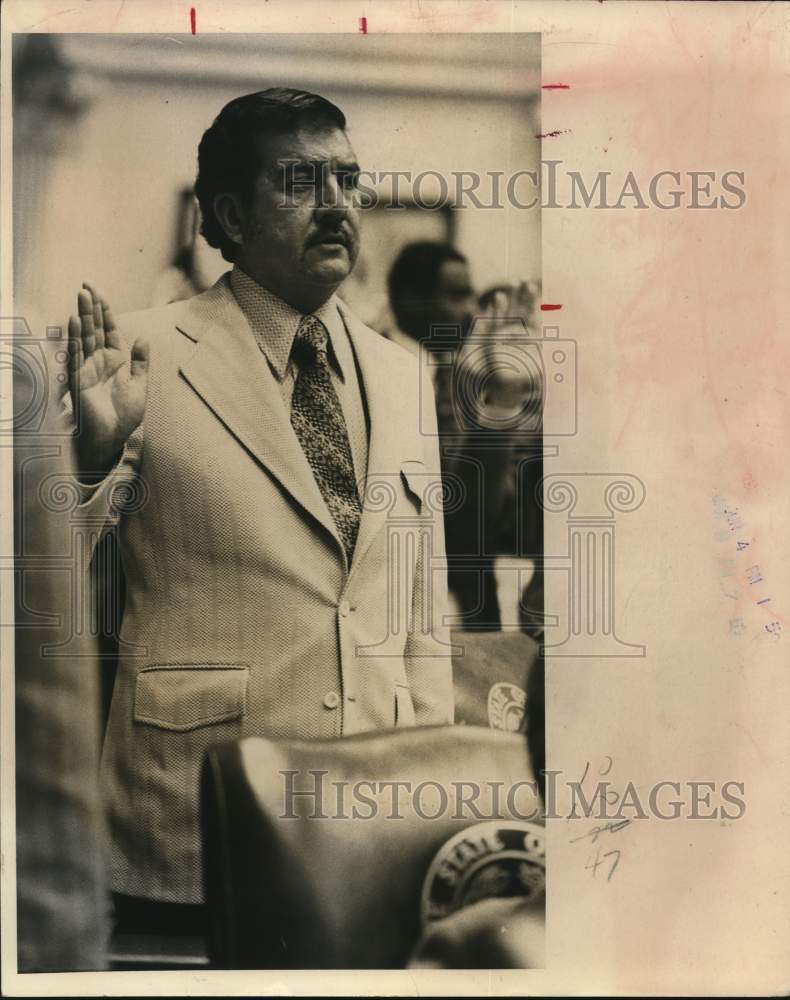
[67, 283, 149, 475]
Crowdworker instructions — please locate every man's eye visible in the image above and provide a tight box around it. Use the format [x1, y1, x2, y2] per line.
[282, 168, 321, 192]
[291, 173, 319, 188]
[338, 171, 360, 191]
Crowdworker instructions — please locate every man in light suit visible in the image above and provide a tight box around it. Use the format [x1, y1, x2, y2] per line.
[65, 89, 454, 925]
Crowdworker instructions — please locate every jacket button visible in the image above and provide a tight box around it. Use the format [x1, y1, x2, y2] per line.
[323, 691, 340, 710]
[339, 600, 351, 617]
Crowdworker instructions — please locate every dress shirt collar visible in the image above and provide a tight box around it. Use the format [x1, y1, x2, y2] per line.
[230, 265, 345, 381]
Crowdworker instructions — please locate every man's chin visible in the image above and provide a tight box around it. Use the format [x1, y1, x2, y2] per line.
[304, 257, 354, 286]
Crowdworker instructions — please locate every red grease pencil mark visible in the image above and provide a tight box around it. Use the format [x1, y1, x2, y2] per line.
[542, 84, 570, 90]
[359, 16, 367, 33]
[190, 7, 196, 33]
[540, 304, 562, 312]
[536, 129, 571, 139]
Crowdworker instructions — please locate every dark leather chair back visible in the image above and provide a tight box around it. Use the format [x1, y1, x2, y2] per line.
[201, 725, 540, 969]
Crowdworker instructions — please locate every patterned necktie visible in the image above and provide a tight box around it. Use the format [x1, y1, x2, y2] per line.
[290, 315, 362, 564]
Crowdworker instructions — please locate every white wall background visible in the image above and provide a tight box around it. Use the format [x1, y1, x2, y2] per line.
[15, 32, 540, 330]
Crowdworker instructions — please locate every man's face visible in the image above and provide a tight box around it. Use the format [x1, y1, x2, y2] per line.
[236, 125, 361, 304]
[429, 259, 476, 332]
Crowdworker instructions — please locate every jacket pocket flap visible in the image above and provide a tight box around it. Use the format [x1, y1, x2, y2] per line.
[134, 664, 249, 732]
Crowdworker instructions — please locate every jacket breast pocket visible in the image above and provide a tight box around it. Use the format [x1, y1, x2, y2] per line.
[134, 664, 249, 732]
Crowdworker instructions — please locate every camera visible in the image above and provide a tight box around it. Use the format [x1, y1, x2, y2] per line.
[421, 319, 577, 440]
[0, 317, 70, 436]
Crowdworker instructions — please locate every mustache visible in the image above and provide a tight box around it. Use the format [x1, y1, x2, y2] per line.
[308, 228, 354, 248]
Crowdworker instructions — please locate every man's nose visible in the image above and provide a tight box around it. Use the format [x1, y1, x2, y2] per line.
[315, 174, 353, 220]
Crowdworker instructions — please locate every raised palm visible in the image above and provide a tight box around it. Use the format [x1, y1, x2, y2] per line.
[458, 281, 543, 422]
[68, 283, 149, 474]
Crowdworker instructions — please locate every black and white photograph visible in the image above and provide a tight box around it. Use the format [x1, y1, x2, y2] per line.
[3, 2, 789, 997]
[8, 24, 546, 977]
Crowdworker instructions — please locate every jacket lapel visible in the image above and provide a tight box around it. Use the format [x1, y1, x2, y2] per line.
[341, 301, 420, 574]
[176, 275, 342, 553]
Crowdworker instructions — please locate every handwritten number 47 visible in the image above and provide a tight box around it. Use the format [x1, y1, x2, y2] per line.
[585, 847, 621, 882]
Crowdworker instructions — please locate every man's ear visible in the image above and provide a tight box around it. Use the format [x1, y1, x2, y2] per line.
[212, 193, 246, 251]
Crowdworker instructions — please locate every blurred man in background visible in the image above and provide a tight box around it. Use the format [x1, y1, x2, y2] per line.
[386, 241, 476, 382]
[386, 242, 544, 635]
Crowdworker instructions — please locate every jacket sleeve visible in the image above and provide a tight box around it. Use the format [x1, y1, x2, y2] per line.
[59, 391, 145, 557]
[403, 364, 455, 726]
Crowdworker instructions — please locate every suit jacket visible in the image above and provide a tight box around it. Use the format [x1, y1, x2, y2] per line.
[74, 273, 454, 904]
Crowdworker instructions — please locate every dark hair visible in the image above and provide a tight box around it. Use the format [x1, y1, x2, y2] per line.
[195, 87, 347, 263]
[387, 241, 466, 332]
